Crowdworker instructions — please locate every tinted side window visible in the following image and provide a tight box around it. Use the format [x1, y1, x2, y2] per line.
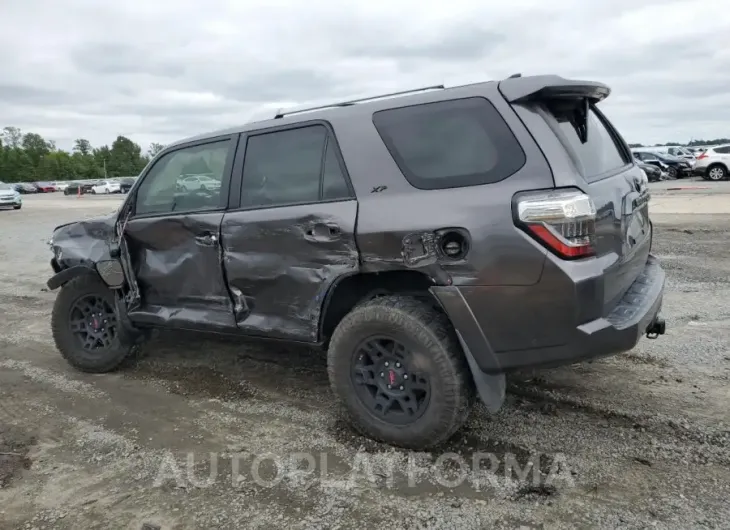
[714, 146, 730, 154]
[321, 139, 350, 200]
[240, 125, 352, 208]
[135, 140, 230, 215]
[546, 103, 628, 180]
[241, 125, 326, 208]
[372, 97, 526, 190]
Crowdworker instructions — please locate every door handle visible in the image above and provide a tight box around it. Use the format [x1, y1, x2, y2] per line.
[304, 223, 341, 241]
[195, 232, 218, 246]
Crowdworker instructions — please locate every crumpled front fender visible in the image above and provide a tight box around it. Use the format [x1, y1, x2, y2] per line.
[47, 264, 96, 290]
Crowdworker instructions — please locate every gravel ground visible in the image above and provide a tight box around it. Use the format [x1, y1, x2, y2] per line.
[0, 192, 728, 530]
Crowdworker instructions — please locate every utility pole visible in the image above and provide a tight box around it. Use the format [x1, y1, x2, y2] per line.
[103, 158, 107, 178]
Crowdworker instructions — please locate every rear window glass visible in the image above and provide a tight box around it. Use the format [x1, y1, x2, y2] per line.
[546, 102, 629, 179]
[714, 146, 730, 154]
[372, 97, 526, 190]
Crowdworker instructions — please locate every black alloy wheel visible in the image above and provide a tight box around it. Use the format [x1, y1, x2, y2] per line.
[351, 336, 431, 425]
[69, 294, 118, 352]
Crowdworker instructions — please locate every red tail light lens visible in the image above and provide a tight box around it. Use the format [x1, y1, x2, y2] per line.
[515, 189, 597, 259]
[697, 152, 708, 160]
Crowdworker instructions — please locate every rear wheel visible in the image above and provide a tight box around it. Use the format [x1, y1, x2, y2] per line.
[328, 295, 473, 449]
[51, 274, 134, 373]
[707, 165, 727, 181]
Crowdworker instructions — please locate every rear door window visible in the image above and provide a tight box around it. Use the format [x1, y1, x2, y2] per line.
[545, 102, 630, 180]
[372, 97, 526, 190]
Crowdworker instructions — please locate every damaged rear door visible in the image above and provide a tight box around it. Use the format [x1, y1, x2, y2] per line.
[221, 122, 359, 342]
[122, 136, 239, 331]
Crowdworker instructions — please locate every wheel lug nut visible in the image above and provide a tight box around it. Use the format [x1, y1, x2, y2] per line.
[387, 385, 391, 389]
[384, 362, 389, 367]
[395, 362, 401, 368]
[399, 385, 404, 390]
[380, 372, 384, 377]
[403, 374, 408, 379]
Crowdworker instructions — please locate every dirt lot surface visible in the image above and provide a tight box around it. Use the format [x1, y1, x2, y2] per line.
[1, 190, 729, 529]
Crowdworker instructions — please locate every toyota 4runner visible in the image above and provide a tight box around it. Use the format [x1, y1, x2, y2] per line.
[47, 74, 666, 449]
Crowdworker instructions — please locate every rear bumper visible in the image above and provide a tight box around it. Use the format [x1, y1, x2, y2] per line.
[431, 255, 666, 374]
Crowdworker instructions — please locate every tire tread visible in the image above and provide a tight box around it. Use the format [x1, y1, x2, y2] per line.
[327, 294, 473, 449]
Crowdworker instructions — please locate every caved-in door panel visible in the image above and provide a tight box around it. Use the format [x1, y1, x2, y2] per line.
[125, 213, 236, 329]
[221, 201, 359, 342]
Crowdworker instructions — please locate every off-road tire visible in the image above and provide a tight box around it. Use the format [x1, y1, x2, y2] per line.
[327, 295, 474, 450]
[51, 274, 134, 373]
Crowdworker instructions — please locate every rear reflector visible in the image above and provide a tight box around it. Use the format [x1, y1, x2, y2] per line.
[515, 189, 597, 259]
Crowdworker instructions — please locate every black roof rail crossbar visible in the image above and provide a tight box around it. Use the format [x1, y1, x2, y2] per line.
[273, 85, 446, 119]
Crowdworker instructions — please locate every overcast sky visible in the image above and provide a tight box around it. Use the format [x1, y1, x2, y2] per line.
[2, 0, 728, 152]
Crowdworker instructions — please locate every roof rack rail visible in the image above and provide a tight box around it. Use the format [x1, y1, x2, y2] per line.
[273, 85, 446, 119]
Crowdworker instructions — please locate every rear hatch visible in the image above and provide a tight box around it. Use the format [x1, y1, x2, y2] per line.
[499, 76, 652, 314]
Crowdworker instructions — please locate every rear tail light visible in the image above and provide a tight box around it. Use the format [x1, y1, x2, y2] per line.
[697, 152, 708, 160]
[515, 189, 597, 259]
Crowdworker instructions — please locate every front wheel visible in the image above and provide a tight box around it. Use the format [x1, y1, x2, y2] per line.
[707, 165, 727, 181]
[13, 205, 21, 210]
[51, 274, 134, 373]
[666, 166, 678, 179]
[328, 295, 474, 450]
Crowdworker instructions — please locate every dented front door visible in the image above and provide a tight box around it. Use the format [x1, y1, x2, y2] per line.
[220, 200, 358, 342]
[121, 135, 239, 332]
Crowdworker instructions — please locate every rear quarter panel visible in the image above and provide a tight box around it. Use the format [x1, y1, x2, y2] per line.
[328, 83, 553, 288]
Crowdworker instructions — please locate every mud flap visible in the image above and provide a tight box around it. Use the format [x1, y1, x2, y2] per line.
[454, 331, 505, 413]
[430, 286, 506, 413]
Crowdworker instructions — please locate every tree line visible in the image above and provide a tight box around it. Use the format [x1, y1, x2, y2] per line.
[0, 126, 165, 183]
[629, 138, 730, 148]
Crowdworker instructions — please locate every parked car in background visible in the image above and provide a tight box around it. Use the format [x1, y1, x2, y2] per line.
[90, 180, 122, 194]
[632, 151, 692, 179]
[694, 144, 730, 181]
[13, 183, 37, 194]
[0, 183, 22, 210]
[177, 174, 222, 192]
[637, 162, 663, 182]
[52, 181, 69, 192]
[63, 181, 96, 195]
[119, 178, 136, 194]
[633, 152, 668, 171]
[33, 182, 57, 193]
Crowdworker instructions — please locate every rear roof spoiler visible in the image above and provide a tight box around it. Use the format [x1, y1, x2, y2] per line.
[498, 75, 610, 103]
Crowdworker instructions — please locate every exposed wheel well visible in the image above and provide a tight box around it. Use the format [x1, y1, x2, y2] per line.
[319, 270, 440, 343]
[706, 162, 728, 173]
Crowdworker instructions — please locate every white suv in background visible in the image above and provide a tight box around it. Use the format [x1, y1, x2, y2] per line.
[695, 144, 730, 181]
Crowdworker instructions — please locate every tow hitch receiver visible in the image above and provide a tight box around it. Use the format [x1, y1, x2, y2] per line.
[646, 316, 666, 339]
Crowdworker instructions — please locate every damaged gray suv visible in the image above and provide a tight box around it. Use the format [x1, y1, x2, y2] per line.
[47, 75, 667, 449]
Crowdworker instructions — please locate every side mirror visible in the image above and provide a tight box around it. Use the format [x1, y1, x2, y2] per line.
[96, 259, 125, 288]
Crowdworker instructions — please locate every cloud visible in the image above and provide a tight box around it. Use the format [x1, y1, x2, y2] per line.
[1, 0, 729, 150]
